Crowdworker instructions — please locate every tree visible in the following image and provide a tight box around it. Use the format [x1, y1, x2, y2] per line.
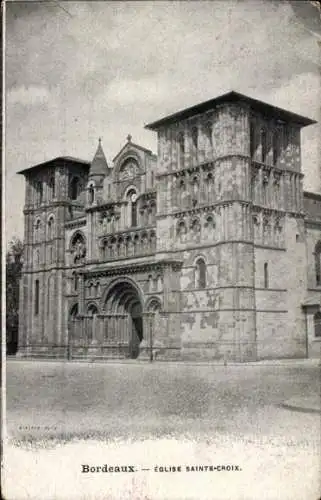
[6, 237, 24, 354]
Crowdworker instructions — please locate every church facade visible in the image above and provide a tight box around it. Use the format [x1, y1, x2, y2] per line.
[17, 91, 321, 361]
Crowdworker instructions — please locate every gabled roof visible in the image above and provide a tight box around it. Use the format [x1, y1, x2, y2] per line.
[145, 90, 317, 130]
[113, 135, 153, 162]
[89, 138, 110, 177]
[17, 156, 90, 175]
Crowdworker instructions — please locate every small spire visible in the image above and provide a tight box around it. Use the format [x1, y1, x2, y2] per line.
[127, 134, 132, 143]
[89, 137, 109, 178]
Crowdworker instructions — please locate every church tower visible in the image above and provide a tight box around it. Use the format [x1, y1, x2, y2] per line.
[146, 91, 316, 361]
[17, 156, 90, 357]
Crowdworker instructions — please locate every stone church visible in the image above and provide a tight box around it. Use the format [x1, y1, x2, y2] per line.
[17, 91, 321, 361]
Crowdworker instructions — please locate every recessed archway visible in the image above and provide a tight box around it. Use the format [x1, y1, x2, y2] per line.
[103, 279, 144, 359]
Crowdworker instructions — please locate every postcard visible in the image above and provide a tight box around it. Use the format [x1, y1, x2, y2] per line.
[2, 1, 321, 499]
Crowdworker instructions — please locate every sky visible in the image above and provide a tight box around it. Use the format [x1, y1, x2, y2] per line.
[5, 0, 321, 243]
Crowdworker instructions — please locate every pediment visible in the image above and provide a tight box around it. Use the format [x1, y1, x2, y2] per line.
[113, 141, 152, 163]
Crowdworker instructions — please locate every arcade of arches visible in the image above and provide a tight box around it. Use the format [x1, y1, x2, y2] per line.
[68, 279, 162, 359]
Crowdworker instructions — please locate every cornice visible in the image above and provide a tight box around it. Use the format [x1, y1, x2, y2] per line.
[82, 258, 183, 278]
[158, 200, 251, 219]
[252, 205, 306, 219]
[98, 224, 156, 241]
[156, 155, 304, 179]
[85, 201, 123, 213]
[23, 200, 85, 214]
[65, 218, 87, 229]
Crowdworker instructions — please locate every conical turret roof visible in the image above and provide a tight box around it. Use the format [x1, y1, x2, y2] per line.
[89, 138, 109, 177]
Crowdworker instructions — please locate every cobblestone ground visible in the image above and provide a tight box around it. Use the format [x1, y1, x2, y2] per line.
[3, 359, 321, 500]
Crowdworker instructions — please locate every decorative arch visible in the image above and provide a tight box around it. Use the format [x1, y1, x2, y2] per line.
[68, 301, 80, 345]
[204, 214, 215, 228]
[205, 121, 213, 147]
[102, 276, 145, 359]
[34, 218, 41, 242]
[116, 154, 142, 182]
[101, 276, 144, 312]
[35, 180, 43, 205]
[87, 302, 99, 315]
[69, 230, 86, 251]
[70, 231, 86, 264]
[141, 231, 149, 245]
[150, 230, 156, 250]
[177, 219, 187, 242]
[191, 126, 198, 150]
[145, 296, 162, 312]
[87, 280, 94, 297]
[47, 213, 55, 223]
[191, 217, 201, 232]
[69, 302, 79, 318]
[69, 176, 80, 200]
[149, 199, 157, 224]
[191, 174, 199, 185]
[205, 172, 214, 183]
[86, 302, 99, 342]
[100, 238, 108, 259]
[147, 274, 154, 293]
[48, 175, 55, 199]
[123, 184, 138, 199]
[47, 214, 55, 240]
[194, 256, 207, 289]
[114, 151, 141, 179]
[95, 281, 101, 295]
[123, 186, 138, 228]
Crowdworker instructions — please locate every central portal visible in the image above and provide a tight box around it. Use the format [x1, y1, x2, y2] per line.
[104, 280, 144, 359]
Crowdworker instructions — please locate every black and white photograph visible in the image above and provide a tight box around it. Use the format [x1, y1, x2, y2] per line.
[3, 1, 321, 499]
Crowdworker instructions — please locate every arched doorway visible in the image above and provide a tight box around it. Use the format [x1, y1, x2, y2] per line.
[104, 280, 144, 359]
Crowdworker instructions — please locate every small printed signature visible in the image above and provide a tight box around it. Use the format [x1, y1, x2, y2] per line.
[18, 426, 58, 431]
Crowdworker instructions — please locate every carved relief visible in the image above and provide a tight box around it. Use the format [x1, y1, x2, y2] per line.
[71, 233, 86, 264]
[118, 159, 140, 181]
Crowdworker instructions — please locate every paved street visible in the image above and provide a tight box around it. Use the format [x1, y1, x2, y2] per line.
[3, 359, 321, 500]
